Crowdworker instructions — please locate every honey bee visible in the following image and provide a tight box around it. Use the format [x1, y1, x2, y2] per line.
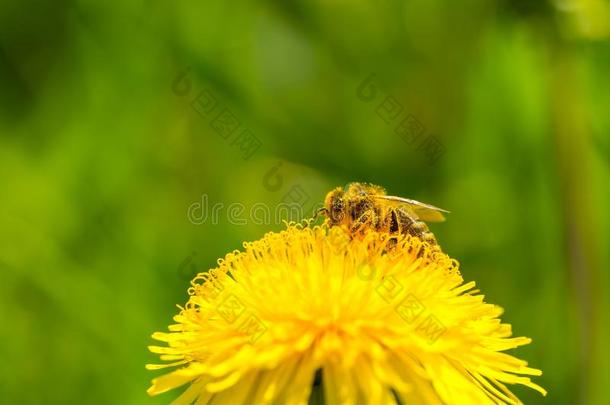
[318, 182, 448, 245]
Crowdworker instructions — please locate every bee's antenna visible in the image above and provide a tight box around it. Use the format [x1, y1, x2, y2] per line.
[312, 207, 329, 222]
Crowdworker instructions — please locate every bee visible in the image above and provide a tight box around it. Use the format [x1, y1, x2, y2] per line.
[318, 182, 448, 245]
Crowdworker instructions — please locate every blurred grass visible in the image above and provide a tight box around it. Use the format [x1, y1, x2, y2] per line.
[1, 0, 609, 404]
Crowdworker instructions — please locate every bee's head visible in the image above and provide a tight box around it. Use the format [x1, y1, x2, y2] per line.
[323, 187, 347, 225]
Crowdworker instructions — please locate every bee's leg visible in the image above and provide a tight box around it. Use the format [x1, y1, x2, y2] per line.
[350, 211, 370, 232]
[388, 209, 399, 233]
[386, 209, 400, 249]
[370, 208, 381, 229]
[350, 209, 376, 234]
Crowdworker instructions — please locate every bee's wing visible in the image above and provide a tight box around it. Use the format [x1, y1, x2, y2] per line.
[373, 195, 449, 222]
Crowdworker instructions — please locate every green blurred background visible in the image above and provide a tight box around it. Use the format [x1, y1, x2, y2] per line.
[1, 0, 609, 404]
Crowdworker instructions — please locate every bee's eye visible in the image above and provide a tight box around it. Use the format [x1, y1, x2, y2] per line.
[331, 200, 345, 221]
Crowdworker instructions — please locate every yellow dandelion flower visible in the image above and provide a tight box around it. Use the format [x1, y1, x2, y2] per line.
[147, 224, 546, 404]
